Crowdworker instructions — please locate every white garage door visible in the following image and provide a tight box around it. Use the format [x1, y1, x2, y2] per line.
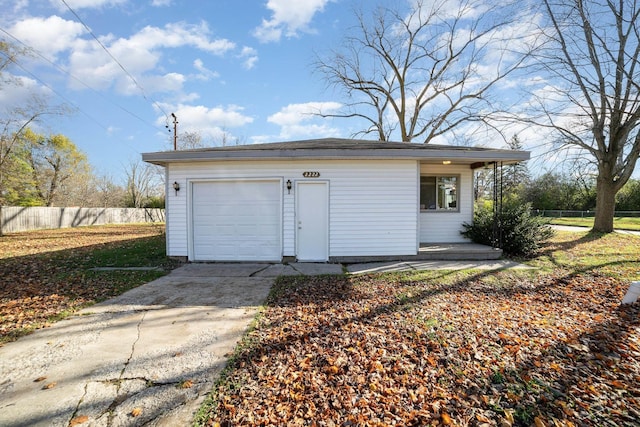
[191, 180, 282, 261]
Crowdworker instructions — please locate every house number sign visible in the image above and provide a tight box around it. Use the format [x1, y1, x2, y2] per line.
[302, 171, 321, 177]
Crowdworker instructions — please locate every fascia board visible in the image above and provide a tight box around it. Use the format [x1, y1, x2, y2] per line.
[142, 148, 530, 165]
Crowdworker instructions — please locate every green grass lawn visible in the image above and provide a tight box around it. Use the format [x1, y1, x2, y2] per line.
[0, 224, 179, 344]
[550, 216, 640, 231]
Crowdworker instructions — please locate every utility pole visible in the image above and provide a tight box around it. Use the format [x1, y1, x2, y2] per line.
[171, 113, 178, 150]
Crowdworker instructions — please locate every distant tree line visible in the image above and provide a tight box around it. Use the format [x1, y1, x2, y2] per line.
[0, 126, 164, 208]
[522, 174, 640, 212]
[475, 143, 640, 212]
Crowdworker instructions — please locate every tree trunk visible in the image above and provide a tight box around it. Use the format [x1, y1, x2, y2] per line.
[593, 177, 616, 233]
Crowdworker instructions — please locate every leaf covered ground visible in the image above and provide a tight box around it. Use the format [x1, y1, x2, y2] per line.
[203, 232, 640, 427]
[0, 224, 173, 343]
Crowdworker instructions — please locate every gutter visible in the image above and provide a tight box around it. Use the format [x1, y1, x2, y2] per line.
[142, 148, 530, 166]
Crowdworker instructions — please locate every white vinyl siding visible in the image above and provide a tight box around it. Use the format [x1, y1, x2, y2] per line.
[165, 168, 188, 257]
[165, 159, 418, 259]
[328, 163, 416, 256]
[419, 164, 473, 243]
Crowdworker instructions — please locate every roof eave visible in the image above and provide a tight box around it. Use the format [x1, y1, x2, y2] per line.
[142, 148, 530, 166]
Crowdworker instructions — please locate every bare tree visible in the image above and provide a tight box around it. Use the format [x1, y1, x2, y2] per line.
[92, 174, 126, 207]
[529, 0, 640, 232]
[174, 129, 244, 150]
[315, 0, 535, 142]
[124, 160, 163, 208]
[177, 131, 205, 149]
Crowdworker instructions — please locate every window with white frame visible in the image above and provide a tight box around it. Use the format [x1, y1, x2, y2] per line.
[420, 176, 459, 211]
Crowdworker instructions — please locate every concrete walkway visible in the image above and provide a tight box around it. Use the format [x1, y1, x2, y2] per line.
[0, 263, 342, 427]
[551, 224, 640, 236]
[346, 259, 534, 274]
[0, 259, 530, 427]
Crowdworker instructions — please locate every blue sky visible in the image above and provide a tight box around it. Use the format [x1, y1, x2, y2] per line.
[1, 0, 365, 181]
[3, 0, 636, 183]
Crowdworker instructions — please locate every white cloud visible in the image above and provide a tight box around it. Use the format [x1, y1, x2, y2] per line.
[66, 21, 235, 94]
[238, 46, 258, 70]
[155, 103, 254, 140]
[268, 101, 341, 125]
[0, 75, 52, 110]
[7, 0, 28, 14]
[128, 22, 236, 55]
[50, 0, 126, 10]
[151, 0, 172, 6]
[267, 101, 342, 139]
[175, 92, 201, 103]
[413, 0, 489, 22]
[8, 15, 85, 61]
[250, 135, 273, 144]
[178, 104, 253, 143]
[253, 0, 332, 43]
[126, 72, 185, 94]
[193, 58, 220, 80]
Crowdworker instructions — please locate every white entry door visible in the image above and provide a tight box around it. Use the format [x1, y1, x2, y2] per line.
[296, 181, 329, 261]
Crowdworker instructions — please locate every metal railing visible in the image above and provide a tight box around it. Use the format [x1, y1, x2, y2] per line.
[533, 210, 640, 218]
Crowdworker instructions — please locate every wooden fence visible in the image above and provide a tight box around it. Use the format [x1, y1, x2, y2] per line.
[0, 206, 165, 235]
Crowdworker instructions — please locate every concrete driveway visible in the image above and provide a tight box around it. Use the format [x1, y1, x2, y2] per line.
[0, 262, 342, 427]
[0, 258, 531, 426]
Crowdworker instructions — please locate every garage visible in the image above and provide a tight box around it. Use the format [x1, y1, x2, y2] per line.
[190, 179, 282, 261]
[143, 139, 530, 262]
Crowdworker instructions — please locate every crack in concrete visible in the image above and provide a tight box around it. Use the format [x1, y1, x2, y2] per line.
[105, 310, 146, 426]
[98, 377, 152, 386]
[96, 376, 195, 388]
[67, 382, 89, 427]
[249, 264, 273, 277]
[289, 264, 307, 275]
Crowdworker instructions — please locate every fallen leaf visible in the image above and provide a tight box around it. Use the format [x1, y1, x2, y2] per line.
[42, 382, 56, 390]
[325, 365, 339, 375]
[534, 416, 547, 427]
[503, 409, 514, 424]
[131, 407, 142, 417]
[441, 412, 452, 425]
[183, 239, 640, 427]
[69, 415, 89, 425]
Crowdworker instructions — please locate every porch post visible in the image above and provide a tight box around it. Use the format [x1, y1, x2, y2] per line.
[491, 162, 504, 249]
[492, 162, 498, 248]
[499, 161, 504, 248]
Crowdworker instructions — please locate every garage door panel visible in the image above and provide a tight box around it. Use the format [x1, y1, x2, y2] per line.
[191, 180, 282, 261]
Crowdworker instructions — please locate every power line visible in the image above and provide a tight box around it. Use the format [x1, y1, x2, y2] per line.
[0, 27, 162, 133]
[0, 46, 112, 132]
[60, 0, 172, 122]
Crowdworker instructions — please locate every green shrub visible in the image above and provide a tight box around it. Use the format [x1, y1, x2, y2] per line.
[462, 200, 554, 257]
